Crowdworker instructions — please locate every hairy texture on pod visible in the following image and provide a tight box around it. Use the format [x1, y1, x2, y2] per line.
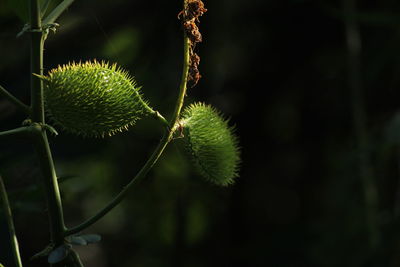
[41, 61, 153, 137]
[180, 103, 240, 186]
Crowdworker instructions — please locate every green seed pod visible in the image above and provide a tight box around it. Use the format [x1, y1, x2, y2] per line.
[41, 61, 153, 137]
[180, 103, 240, 186]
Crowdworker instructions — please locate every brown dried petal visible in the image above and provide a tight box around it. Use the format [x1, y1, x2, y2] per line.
[190, 53, 201, 66]
[184, 20, 202, 43]
[187, 0, 207, 20]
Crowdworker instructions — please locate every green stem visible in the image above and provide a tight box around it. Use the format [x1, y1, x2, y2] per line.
[30, 0, 66, 250]
[170, 35, 190, 126]
[152, 111, 170, 128]
[32, 126, 66, 243]
[0, 127, 31, 141]
[344, 0, 379, 248]
[68, 250, 84, 267]
[0, 85, 30, 115]
[141, 99, 170, 128]
[65, 31, 191, 237]
[0, 175, 23, 267]
[65, 132, 169, 236]
[30, 0, 45, 123]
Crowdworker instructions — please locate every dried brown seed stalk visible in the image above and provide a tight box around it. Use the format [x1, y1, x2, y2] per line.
[178, 0, 207, 87]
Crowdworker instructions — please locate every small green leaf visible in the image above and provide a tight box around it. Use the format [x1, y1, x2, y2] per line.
[80, 234, 102, 244]
[32, 73, 48, 81]
[42, 123, 59, 136]
[70, 236, 87, 246]
[0, 263, 5, 267]
[43, 0, 75, 25]
[48, 244, 69, 264]
[16, 23, 31, 38]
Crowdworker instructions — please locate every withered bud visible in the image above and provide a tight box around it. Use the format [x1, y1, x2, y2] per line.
[184, 20, 202, 43]
[190, 53, 200, 66]
[188, 53, 201, 87]
[187, 0, 207, 21]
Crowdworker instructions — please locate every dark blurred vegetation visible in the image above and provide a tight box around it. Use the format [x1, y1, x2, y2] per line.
[2, 0, 400, 266]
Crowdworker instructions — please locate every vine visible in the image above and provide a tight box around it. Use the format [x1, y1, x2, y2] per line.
[0, 0, 240, 266]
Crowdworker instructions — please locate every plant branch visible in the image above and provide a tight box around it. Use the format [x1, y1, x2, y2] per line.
[32, 127, 66, 243]
[170, 34, 191, 126]
[30, 0, 66, 251]
[30, 0, 45, 123]
[0, 85, 30, 115]
[151, 110, 170, 128]
[0, 175, 23, 267]
[0, 127, 31, 141]
[68, 250, 84, 267]
[65, 130, 171, 236]
[65, 29, 192, 237]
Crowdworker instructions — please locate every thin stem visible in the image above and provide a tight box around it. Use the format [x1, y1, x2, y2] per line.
[68, 250, 84, 267]
[0, 85, 30, 115]
[141, 99, 170, 128]
[153, 111, 170, 128]
[30, 0, 44, 123]
[0, 127, 31, 141]
[65, 30, 192, 237]
[0, 175, 23, 267]
[170, 35, 191, 126]
[65, 132, 169, 236]
[32, 127, 66, 243]
[30, 0, 66, 248]
[344, 0, 379, 248]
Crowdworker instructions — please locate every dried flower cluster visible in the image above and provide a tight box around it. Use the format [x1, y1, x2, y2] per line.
[178, 0, 207, 87]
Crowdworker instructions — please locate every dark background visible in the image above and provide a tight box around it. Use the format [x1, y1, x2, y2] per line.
[2, 0, 400, 266]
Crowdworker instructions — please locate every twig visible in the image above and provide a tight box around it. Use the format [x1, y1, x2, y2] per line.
[68, 250, 84, 267]
[0, 127, 31, 141]
[0, 175, 23, 267]
[0, 85, 30, 115]
[30, 0, 66, 251]
[30, 0, 45, 123]
[31, 127, 66, 243]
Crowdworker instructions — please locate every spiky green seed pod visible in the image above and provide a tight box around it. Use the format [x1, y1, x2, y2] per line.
[180, 103, 240, 186]
[40, 61, 153, 137]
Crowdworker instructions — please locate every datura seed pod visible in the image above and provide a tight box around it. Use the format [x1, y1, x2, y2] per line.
[39, 61, 153, 137]
[180, 103, 240, 186]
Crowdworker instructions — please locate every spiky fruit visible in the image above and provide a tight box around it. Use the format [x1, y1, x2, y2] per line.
[180, 103, 240, 186]
[41, 61, 153, 137]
